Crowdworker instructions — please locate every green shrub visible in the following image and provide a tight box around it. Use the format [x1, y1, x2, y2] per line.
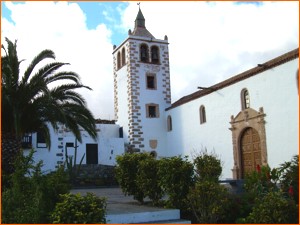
[187, 151, 229, 223]
[193, 150, 222, 182]
[223, 193, 254, 224]
[241, 190, 298, 224]
[115, 152, 151, 203]
[158, 156, 194, 209]
[42, 166, 71, 212]
[244, 164, 278, 198]
[136, 155, 164, 205]
[277, 155, 299, 204]
[187, 181, 229, 223]
[239, 157, 299, 224]
[51, 193, 107, 224]
[1, 150, 70, 223]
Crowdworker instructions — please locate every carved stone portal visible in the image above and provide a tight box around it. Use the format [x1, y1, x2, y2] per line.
[229, 107, 267, 179]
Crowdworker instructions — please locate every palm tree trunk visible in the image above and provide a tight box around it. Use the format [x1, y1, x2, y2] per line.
[1, 132, 22, 176]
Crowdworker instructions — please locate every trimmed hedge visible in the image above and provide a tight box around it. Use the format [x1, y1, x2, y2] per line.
[51, 193, 106, 224]
[115, 153, 193, 207]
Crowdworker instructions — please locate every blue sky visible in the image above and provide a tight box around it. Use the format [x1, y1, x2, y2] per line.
[1, 1, 299, 119]
[76, 2, 129, 44]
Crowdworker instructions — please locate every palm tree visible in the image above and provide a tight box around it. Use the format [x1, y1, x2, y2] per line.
[1, 37, 97, 176]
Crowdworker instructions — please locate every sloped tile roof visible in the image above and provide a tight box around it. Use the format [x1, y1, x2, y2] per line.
[131, 27, 155, 39]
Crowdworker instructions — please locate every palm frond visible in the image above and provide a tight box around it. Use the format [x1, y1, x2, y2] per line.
[2, 37, 97, 150]
[50, 84, 92, 105]
[44, 71, 82, 85]
[2, 38, 22, 88]
[24, 62, 67, 87]
[61, 102, 98, 141]
[22, 49, 56, 84]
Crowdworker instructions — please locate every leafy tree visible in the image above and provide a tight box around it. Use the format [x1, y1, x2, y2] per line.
[115, 152, 151, 203]
[187, 181, 229, 223]
[136, 155, 164, 205]
[1, 38, 97, 177]
[187, 150, 229, 223]
[193, 150, 222, 182]
[158, 156, 194, 209]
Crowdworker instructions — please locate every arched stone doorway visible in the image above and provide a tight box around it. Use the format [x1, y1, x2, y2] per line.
[240, 127, 262, 178]
[229, 107, 268, 179]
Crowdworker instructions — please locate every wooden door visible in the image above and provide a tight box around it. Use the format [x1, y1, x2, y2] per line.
[240, 127, 262, 178]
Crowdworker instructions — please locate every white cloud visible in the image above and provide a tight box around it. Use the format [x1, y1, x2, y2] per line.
[2, 1, 299, 119]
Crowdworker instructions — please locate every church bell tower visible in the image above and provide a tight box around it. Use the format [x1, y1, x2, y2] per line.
[113, 7, 171, 156]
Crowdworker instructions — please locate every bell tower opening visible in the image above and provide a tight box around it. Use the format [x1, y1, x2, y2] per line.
[140, 44, 149, 62]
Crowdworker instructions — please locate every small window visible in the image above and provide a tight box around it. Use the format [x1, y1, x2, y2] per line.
[200, 105, 206, 124]
[117, 52, 121, 70]
[66, 142, 74, 148]
[167, 115, 172, 131]
[151, 46, 159, 64]
[146, 73, 156, 89]
[149, 106, 156, 117]
[37, 130, 47, 148]
[119, 127, 123, 138]
[121, 47, 126, 66]
[146, 104, 159, 118]
[22, 134, 32, 149]
[140, 44, 149, 62]
[241, 88, 250, 110]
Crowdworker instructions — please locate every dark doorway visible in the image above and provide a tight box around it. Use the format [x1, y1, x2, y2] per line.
[86, 144, 98, 164]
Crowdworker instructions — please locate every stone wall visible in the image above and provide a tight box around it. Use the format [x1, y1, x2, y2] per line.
[74, 164, 118, 187]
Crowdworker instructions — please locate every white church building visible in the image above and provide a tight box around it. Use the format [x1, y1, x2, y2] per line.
[25, 8, 299, 179]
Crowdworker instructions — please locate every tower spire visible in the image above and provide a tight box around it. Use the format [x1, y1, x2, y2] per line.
[131, 4, 155, 38]
[135, 3, 145, 28]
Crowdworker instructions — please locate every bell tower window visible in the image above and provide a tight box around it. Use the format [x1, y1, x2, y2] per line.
[146, 73, 157, 90]
[146, 104, 159, 118]
[121, 47, 126, 66]
[151, 46, 159, 64]
[140, 44, 149, 62]
[117, 51, 121, 70]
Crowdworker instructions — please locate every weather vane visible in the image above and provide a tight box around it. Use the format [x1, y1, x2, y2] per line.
[137, 2, 140, 8]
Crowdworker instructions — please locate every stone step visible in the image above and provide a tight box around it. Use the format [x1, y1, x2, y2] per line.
[106, 208, 181, 224]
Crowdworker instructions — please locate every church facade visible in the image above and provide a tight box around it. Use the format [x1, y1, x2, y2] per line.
[25, 8, 298, 179]
[165, 50, 298, 179]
